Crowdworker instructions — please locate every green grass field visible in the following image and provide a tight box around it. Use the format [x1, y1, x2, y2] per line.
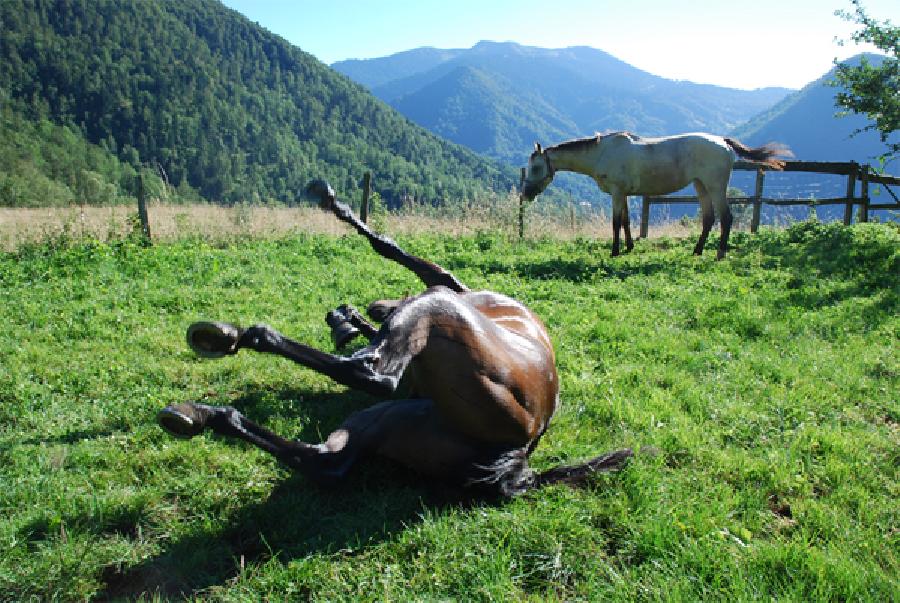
[1, 222, 897, 601]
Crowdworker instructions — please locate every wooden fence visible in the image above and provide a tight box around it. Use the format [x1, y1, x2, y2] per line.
[638, 161, 900, 238]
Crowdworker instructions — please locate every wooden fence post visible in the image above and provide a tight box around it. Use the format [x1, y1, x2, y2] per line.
[640, 196, 650, 239]
[360, 171, 371, 224]
[136, 173, 152, 245]
[519, 167, 526, 239]
[859, 164, 869, 223]
[843, 165, 857, 225]
[751, 169, 765, 233]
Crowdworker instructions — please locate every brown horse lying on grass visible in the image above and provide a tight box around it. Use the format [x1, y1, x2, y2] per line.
[157, 180, 632, 497]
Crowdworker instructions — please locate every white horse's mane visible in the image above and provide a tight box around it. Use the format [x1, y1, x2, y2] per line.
[552, 131, 640, 152]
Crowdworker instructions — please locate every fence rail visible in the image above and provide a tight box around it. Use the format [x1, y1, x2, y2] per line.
[638, 161, 899, 238]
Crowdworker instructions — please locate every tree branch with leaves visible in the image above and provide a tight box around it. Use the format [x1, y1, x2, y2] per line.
[832, 0, 899, 162]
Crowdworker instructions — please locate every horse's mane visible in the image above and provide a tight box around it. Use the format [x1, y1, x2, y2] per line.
[551, 131, 639, 152]
[550, 134, 601, 152]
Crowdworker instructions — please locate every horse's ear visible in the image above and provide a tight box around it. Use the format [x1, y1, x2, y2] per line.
[534, 142, 542, 154]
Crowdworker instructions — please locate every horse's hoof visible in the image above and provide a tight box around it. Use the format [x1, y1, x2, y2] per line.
[325, 309, 361, 349]
[186, 321, 242, 358]
[158, 403, 206, 439]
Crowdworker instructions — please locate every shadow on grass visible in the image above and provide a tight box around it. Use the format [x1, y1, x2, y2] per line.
[737, 223, 898, 321]
[449, 253, 691, 284]
[98, 465, 435, 600]
[16, 426, 124, 447]
[89, 387, 475, 600]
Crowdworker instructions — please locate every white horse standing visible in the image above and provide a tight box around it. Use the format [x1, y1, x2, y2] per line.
[521, 132, 789, 259]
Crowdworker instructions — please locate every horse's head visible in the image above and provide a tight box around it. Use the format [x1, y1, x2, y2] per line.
[521, 143, 555, 200]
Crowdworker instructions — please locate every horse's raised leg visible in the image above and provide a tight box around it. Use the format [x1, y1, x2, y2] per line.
[692, 181, 715, 256]
[307, 180, 468, 293]
[158, 398, 484, 484]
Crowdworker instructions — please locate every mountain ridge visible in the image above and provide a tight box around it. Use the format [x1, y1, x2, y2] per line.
[333, 41, 794, 164]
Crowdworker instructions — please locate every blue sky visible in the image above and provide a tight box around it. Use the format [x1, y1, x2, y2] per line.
[220, 0, 897, 90]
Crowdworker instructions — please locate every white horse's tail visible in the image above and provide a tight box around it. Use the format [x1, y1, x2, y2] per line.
[724, 137, 792, 170]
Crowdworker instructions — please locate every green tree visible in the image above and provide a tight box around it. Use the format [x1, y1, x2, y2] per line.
[832, 0, 899, 161]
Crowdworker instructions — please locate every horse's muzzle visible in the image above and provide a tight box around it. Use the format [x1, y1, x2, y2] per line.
[521, 178, 548, 200]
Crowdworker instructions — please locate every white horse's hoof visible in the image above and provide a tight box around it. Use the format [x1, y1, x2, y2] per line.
[186, 321, 241, 358]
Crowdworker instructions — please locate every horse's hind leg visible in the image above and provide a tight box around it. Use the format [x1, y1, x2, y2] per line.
[157, 400, 383, 482]
[692, 180, 715, 256]
[714, 194, 733, 260]
[308, 181, 468, 293]
[158, 398, 481, 484]
[367, 299, 404, 323]
[186, 290, 450, 397]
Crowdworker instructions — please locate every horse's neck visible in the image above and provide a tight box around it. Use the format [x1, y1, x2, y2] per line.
[546, 145, 600, 177]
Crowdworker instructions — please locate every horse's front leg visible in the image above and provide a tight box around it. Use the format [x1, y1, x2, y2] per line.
[185, 321, 400, 396]
[326, 304, 379, 349]
[610, 193, 625, 257]
[621, 200, 634, 252]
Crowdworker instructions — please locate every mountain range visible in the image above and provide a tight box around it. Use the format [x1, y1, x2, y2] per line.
[333, 41, 794, 164]
[336, 43, 896, 218]
[733, 55, 896, 163]
[0, 0, 894, 215]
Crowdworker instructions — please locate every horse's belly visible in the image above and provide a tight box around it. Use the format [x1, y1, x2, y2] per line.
[634, 166, 691, 195]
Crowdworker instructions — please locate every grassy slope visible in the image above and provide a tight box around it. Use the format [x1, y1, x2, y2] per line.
[0, 223, 897, 601]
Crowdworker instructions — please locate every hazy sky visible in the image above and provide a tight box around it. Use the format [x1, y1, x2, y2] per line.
[220, 0, 897, 90]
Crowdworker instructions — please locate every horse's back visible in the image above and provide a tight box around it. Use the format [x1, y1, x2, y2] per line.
[601, 132, 734, 193]
[632, 133, 731, 157]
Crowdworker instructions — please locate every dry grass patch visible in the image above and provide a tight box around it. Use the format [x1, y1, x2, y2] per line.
[0, 200, 698, 251]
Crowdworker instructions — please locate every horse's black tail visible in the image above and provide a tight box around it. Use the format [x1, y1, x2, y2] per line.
[466, 447, 634, 498]
[535, 448, 634, 488]
[724, 137, 792, 170]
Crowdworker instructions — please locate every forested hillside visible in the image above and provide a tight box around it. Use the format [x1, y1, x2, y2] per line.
[0, 104, 170, 207]
[0, 0, 514, 205]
